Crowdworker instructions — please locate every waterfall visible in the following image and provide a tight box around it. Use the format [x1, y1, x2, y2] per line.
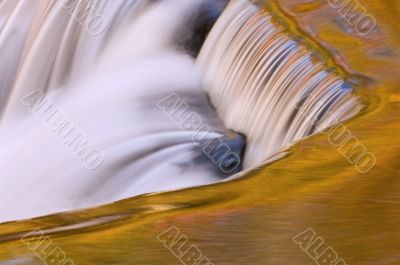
[0, 0, 360, 223]
[0, 0, 239, 223]
[197, 0, 362, 168]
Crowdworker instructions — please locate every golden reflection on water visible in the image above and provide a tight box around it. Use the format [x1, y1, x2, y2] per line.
[1, 0, 399, 264]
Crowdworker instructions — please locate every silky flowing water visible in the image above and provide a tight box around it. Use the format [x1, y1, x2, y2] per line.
[0, 0, 399, 265]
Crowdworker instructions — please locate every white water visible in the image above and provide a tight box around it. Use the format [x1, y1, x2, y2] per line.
[0, 0, 234, 223]
[198, 0, 362, 168]
[0, 0, 360, 223]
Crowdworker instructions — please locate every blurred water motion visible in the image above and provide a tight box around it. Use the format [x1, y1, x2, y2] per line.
[0, 0, 399, 265]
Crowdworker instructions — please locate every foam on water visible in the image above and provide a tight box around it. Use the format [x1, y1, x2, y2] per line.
[0, 0, 360, 223]
[0, 0, 235, 223]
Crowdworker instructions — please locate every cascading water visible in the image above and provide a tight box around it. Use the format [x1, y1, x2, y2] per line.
[0, 0, 240, 223]
[198, 0, 362, 168]
[0, 0, 360, 223]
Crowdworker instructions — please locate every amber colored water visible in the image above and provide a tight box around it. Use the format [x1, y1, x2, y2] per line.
[0, 0, 399, 264]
